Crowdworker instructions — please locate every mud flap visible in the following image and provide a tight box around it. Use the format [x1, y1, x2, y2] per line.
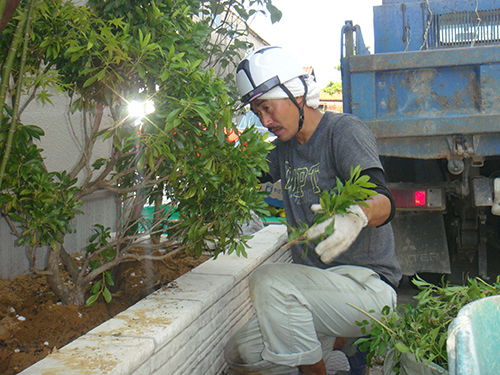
[391, 211, 451, 276]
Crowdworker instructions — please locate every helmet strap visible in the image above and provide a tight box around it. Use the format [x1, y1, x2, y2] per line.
[278, 75, 308, 133]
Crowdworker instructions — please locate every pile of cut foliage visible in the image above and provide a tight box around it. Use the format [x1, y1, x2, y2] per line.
[355, 275, 500, 373]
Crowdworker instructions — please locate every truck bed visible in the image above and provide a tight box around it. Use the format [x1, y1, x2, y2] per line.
[347, 44, 500, 159]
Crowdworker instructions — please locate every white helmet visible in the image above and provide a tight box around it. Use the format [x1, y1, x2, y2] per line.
[236, 46, 308, 131]
[236, 46, 306, 106]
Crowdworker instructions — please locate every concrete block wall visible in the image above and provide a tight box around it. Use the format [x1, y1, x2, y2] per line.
[19, 224, 290, 375]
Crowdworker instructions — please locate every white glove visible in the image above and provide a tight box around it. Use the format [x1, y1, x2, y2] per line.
[307, 204, 368, 263]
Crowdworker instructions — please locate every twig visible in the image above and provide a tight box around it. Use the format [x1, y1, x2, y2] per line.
[346, 302, 397, 335]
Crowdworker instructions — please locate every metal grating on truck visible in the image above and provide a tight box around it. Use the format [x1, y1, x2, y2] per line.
[430, 8, 500, 47]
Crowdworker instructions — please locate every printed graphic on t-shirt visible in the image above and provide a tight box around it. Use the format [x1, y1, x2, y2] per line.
[284, 161, 320, 198]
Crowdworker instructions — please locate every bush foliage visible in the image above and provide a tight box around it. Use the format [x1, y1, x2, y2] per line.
[0, 0, 280, 306]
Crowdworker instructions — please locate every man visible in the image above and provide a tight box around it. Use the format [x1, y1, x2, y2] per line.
[224, 46, 402, 375]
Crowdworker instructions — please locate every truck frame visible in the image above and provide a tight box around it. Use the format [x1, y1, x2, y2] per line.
[341, 0, 500, 279]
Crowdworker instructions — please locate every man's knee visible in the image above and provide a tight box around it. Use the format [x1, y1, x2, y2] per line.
[249, 263, 290, 296]
[249, 264, 274, 292]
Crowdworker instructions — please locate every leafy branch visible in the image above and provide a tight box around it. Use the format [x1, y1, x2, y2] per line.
[284, 165, 377, 248]
[354, 275, 500, 373]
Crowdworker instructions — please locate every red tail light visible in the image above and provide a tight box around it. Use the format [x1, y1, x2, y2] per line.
[414, 191, 426, 206]
[390, 187, 444, 210]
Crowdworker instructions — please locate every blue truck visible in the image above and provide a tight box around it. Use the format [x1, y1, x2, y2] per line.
[341, 0, 500, 279]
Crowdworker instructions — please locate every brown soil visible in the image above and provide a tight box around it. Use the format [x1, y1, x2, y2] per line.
[0, 252, 210, 375]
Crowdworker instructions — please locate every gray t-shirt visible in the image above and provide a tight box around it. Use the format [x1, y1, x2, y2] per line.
[266, 112, 402, 287]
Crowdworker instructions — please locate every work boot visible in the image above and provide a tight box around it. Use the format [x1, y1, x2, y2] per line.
[337, 337, 370, 375]
[345, 346, 370, 375]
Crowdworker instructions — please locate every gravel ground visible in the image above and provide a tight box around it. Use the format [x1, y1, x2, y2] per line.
[280, 350, 384, 374]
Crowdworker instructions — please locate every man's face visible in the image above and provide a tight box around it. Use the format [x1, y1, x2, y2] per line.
[250, 98, 299, 142]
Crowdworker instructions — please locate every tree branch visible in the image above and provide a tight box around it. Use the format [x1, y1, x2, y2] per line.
[2, 212, 22, 237]
[69, 103, 104, 180]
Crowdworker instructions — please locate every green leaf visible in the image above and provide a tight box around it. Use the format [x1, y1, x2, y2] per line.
[96, 68, 106, 81]
[184, 187, 197, 200]
[91, 280, 102, 294]
[86, 294, 99, 307]
[103, 287, 112, 303]
[216, 123, 224, 143]
[8, 212, 24, 222]
[92, 158, 107, 170]
[105, 271, 114, 286]
[83, 74, 99, 88]
[160, 69, 169, 81]
[266, 3, 283, 24]
[137, 64, 146, 79]
[395, 342, 411, 353]
[166, 108, 182, 126]
[325, 219, 335, 236]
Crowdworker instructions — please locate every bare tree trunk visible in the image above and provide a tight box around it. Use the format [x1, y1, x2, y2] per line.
[60, 244, 80, 282]
[0, 0, 21, 33]
[46, 242, 86, 306]
[150, 194, 163, 244]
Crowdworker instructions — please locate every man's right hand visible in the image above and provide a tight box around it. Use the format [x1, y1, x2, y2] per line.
[307, 204, 368, 263]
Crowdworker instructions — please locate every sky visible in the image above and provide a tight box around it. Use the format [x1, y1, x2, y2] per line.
[248, 0, 383, 89]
